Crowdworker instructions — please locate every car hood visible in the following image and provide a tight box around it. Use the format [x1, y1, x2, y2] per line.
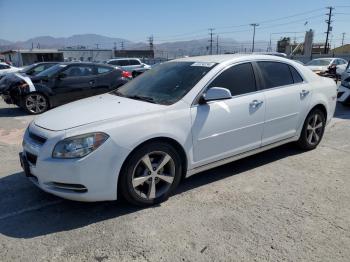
[34, 94, 166, 131]
[0, 72, 26, 92]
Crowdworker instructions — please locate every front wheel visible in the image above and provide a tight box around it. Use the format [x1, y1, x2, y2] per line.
[23, 93, 49, 114]
[119, 142, 182, 206]
[297, 109, 326, 150]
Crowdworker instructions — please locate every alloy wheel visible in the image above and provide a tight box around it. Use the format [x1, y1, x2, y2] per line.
[25, 94, 47, 114]
[131, 151, 176, 200]
[306, 113, 324, 146]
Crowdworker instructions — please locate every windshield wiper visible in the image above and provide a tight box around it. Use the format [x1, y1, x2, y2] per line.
[127, 95, 157, 104]
[111, 90, 126, 97]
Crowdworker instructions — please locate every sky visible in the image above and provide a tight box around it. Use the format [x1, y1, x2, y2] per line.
[0, 0, 349, 47]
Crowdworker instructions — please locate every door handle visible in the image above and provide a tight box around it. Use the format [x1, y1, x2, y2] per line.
[89, 80, 95, 86]
[250, 100, 263, 108]
[300, 90, 310, 97]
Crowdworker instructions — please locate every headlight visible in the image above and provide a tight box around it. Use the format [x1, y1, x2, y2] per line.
[52, 132, 109, 159]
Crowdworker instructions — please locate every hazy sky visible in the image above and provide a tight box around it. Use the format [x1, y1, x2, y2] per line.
[0, 0, 349, 47]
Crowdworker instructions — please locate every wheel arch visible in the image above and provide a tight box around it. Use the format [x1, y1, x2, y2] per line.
[117, 136, 188, 193]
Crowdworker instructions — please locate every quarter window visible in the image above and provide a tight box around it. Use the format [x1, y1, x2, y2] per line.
[288, 65, 304, 83]
[258, 61, 293, 89]
[208, 63, 257, 96]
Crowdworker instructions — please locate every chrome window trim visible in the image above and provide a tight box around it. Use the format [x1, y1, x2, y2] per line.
[192, 59, 307, 106]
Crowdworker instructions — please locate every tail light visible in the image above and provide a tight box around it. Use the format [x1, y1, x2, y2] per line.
[122, 71, 132, 78]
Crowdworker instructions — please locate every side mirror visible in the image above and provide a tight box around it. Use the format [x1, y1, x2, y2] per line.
[200, 87, 232, 103]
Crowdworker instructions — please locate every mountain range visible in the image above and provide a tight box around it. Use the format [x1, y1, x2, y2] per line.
[0, 34, 270, 58]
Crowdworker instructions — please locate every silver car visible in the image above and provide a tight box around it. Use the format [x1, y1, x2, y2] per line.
[107, 58, 151, 77]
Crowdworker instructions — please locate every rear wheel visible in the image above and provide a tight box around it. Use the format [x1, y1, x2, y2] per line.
[119, 142, 182, 206]
[23, 93, 49, 114]
[297, 109, 326, 150]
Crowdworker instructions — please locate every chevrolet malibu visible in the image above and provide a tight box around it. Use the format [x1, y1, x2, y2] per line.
[20, 54, 337, 206]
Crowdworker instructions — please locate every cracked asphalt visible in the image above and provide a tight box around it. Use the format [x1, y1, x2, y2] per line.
[0, 100, 349, 261]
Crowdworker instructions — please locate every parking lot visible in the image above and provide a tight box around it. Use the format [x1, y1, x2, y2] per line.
[0, 98, 349, 261]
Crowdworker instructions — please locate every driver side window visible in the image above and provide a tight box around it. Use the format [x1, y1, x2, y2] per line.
[62, 65, 94, 77]
[208, 62, 257, 96]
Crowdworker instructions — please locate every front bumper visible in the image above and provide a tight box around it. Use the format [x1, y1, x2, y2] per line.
[337, 85, 350, 104]
[20, 123, 129, 202]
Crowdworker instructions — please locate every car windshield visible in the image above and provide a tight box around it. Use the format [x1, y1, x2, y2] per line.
[306, 59, 333, 66]
[111, 61, 216, 105]
[19, 64, 37, 73]
[36, 64, 67, 78]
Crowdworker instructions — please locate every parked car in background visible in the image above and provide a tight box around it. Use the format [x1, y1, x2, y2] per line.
[19, 54, 336, 206]
[0, 63, 129, 114]
[306, 58, 348, 75]
[336, 60, 349, 76]
[337, 62, 350, 105]
[0, 62, 21, 79]
[19, 62, 59, 76]
[107, 58, 151, 77]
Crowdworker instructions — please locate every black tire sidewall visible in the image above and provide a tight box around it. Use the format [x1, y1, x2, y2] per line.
[298, 109, 326, 150]
[119, 142, 182, 206]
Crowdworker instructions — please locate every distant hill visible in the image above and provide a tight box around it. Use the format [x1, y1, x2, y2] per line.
[0, 34, 269, 58]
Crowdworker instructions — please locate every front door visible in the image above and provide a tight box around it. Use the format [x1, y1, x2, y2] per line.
[53, 65, 96, 105]
[191, 62, 266, 166]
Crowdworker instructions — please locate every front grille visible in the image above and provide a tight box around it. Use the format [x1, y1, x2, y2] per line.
[26, 151, 37, 165]
[337, 92, 344, 99]
[28, 131, 47, 145]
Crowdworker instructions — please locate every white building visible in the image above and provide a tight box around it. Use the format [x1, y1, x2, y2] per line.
[0, 49, 64, 66]
[59, 48, 113, 63]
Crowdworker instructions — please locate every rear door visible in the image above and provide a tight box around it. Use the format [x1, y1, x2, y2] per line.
[93, 65, 119, 95]
[257, 61, 311, 146]
[52, 64, 96, 104]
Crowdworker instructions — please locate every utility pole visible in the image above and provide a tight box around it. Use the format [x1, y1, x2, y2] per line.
[341, 32, 346, 46]
[324, 6, 334, 54]
[113, 42, 117, 51]
[208, 28, 215, 55]
[250, 23, 259, 52]
[120, 41, 124, 50]
[148, 35, 154, 50]
[216, 35, 219, 54]
[95, 44, 99, 49]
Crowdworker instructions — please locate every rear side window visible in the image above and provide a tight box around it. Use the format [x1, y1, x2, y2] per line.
[208, 63, 256, 96]
[258, 61, 293, 89]
[289, 65, 304, 83]
[97, 66, 113, 74]
[117, 60, 129, 66]
[129, 59, 141, 65]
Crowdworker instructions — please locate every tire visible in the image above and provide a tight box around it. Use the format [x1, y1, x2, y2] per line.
[22, 93, 49, 114]
[119, 141, 182, 206]
[297, 109, 326, 150]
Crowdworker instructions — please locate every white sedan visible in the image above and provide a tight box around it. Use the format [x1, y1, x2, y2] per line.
[306, 58, 347, 75]
[0, 62, 21, 78]
[20, 54, 337, 206]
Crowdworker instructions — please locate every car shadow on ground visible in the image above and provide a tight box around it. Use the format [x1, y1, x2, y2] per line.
[0, 106, 28, 117]
[0, 143, 304, 239]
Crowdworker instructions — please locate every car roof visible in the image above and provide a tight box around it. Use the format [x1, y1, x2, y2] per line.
[108, 58, 140, 61]
[172, 54, 294, 64]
